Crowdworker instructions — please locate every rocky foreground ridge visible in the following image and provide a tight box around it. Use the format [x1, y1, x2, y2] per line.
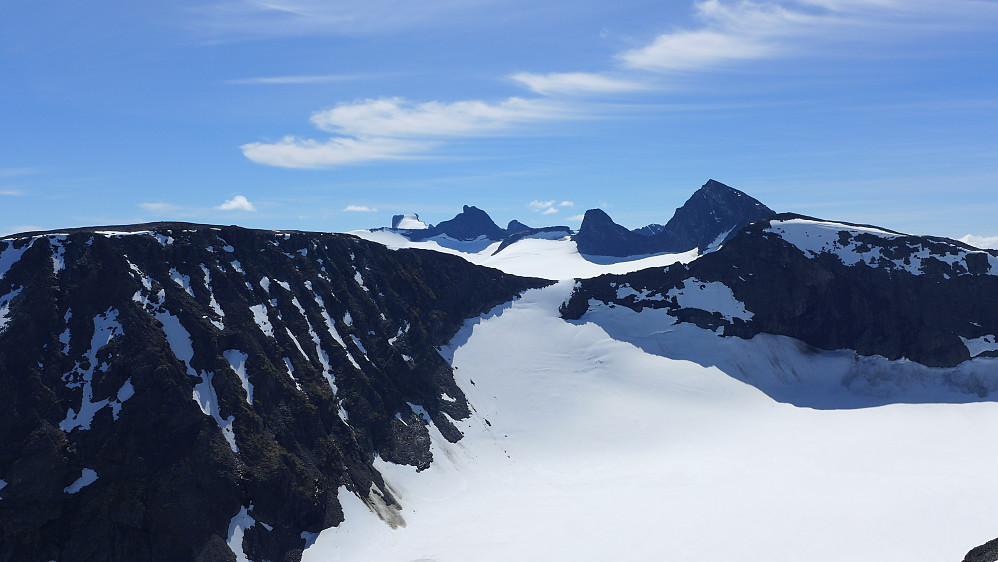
[0, 223, 545, 561]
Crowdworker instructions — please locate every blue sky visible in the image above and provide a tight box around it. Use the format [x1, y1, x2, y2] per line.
[2, 0, 997, 241]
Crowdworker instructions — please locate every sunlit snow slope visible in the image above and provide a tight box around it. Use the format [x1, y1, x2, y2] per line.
[352, 229, 698, 280]
[305, 282, 998, 561]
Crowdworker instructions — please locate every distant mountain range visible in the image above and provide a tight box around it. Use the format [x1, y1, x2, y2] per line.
[3, 180, 998, 561]
[376, 179, 775, 258]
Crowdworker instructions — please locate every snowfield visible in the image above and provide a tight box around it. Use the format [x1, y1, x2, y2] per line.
[351, 229, 698, 280]
[303, 282, 998, 561]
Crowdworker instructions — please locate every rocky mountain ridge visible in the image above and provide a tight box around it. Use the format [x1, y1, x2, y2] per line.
[376, 179, 775, 258]
[561, 213, 998, 404]
[0, 223, 545, 561]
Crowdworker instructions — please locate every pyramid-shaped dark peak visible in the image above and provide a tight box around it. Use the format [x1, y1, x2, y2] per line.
[506, 220, 531, 235]
[697, 179, 767, 208]
[654, 180, 775, 253]
[416, 205, 505, 241]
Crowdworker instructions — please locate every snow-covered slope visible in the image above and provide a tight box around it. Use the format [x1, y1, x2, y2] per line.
[352, 229, 698, 280]
[303, 282, 998, 561]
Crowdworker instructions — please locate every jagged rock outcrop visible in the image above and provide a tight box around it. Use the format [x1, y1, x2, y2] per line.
[632, 223, 664, 237]
[408, 206, 505, 242]
[964, 537, 998, 562]
[573, 180, 775, 257]
[0, 223, 546, 562]
[505, 220, 531, 236]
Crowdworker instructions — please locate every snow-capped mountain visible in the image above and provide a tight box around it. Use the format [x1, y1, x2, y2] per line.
[0, 223, 543, 561]
[366, 180, 774, 275]
[3, 187, 998, 561]
[562, 213, 998, 406]
[390, 214, 429, 230]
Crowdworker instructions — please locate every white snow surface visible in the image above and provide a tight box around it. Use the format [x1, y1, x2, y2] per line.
[767, 218, 998, 275]
[223, 350, 253, 405]
[666, 278, 753, 321]
[158, 310, 238, 452]
[0, 479, 6, 500]
[305, 282, 998, 562]
[962, 335, 998, 358]
[352, 229, 697, 280]
[170, 268, 194, 296]
[0, 286, 23, 333]
[0, 240, 31, 281]
[249, 304, 274, 338]
[64, 469, 98, 494]
[200, 264, 225, 330]
[227, 505, 256, 562]
[394, 214, 429, 230]
[60, 309, 132, 431]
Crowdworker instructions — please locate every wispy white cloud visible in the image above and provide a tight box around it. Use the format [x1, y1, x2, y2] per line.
[528, 200, 564, 214]
[529, 200, 556, 210]
[566, 214, 585, 222]
[225, 74, 381, 85]
[619, 0, 998, 73]
[344, 204, 377, 212]
[559, 200, 574, 207]
[959, 234, 998, 250]
[618, 1, 821, 72]
[244, 97, 575, 168]
[1, 225, 42, 236]
[510, 72, 646, 96]
[139, 202, 181, 212]
[310, 97, 571, 138]
[216, 195, 257, 211]
[190, 0, 499, 40]
[0, 168, 39, 178]
[242, 135, 434, 168]
[0, 189, 25, 196]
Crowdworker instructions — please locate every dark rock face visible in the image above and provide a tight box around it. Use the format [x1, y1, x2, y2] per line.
[633, 224, 664, 237]
[964, 537, 998, 562]
[0, 223, 546, 562]
[562, 213, 998, 370]
[505, 220, 531, 236]
[654, 179, 774, 252]
[409, 206, 505, 242]
[574, 209, 659, 257]
[573, 180, 774, 257]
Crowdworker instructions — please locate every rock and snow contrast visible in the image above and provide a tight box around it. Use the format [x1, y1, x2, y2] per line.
[356, 180, 773, 280]
[3, 182, 998, 561]
[0, 223, 542, 561]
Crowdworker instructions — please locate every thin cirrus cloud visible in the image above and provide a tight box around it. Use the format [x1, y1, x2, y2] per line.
[344, 204, 378, 212]
[242, 97, 575, 169]
[190, 0, 500, 39]
[240, 1, 998, 169]
[309, 97, 570, 138]
[225, 74, 381, 85]
[510, 72, 647, 96]
[139, 202, 181, 212]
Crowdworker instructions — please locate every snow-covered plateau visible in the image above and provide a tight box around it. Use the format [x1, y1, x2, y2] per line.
[351, 229, 698, 280]
[304, 282, 998, 561]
